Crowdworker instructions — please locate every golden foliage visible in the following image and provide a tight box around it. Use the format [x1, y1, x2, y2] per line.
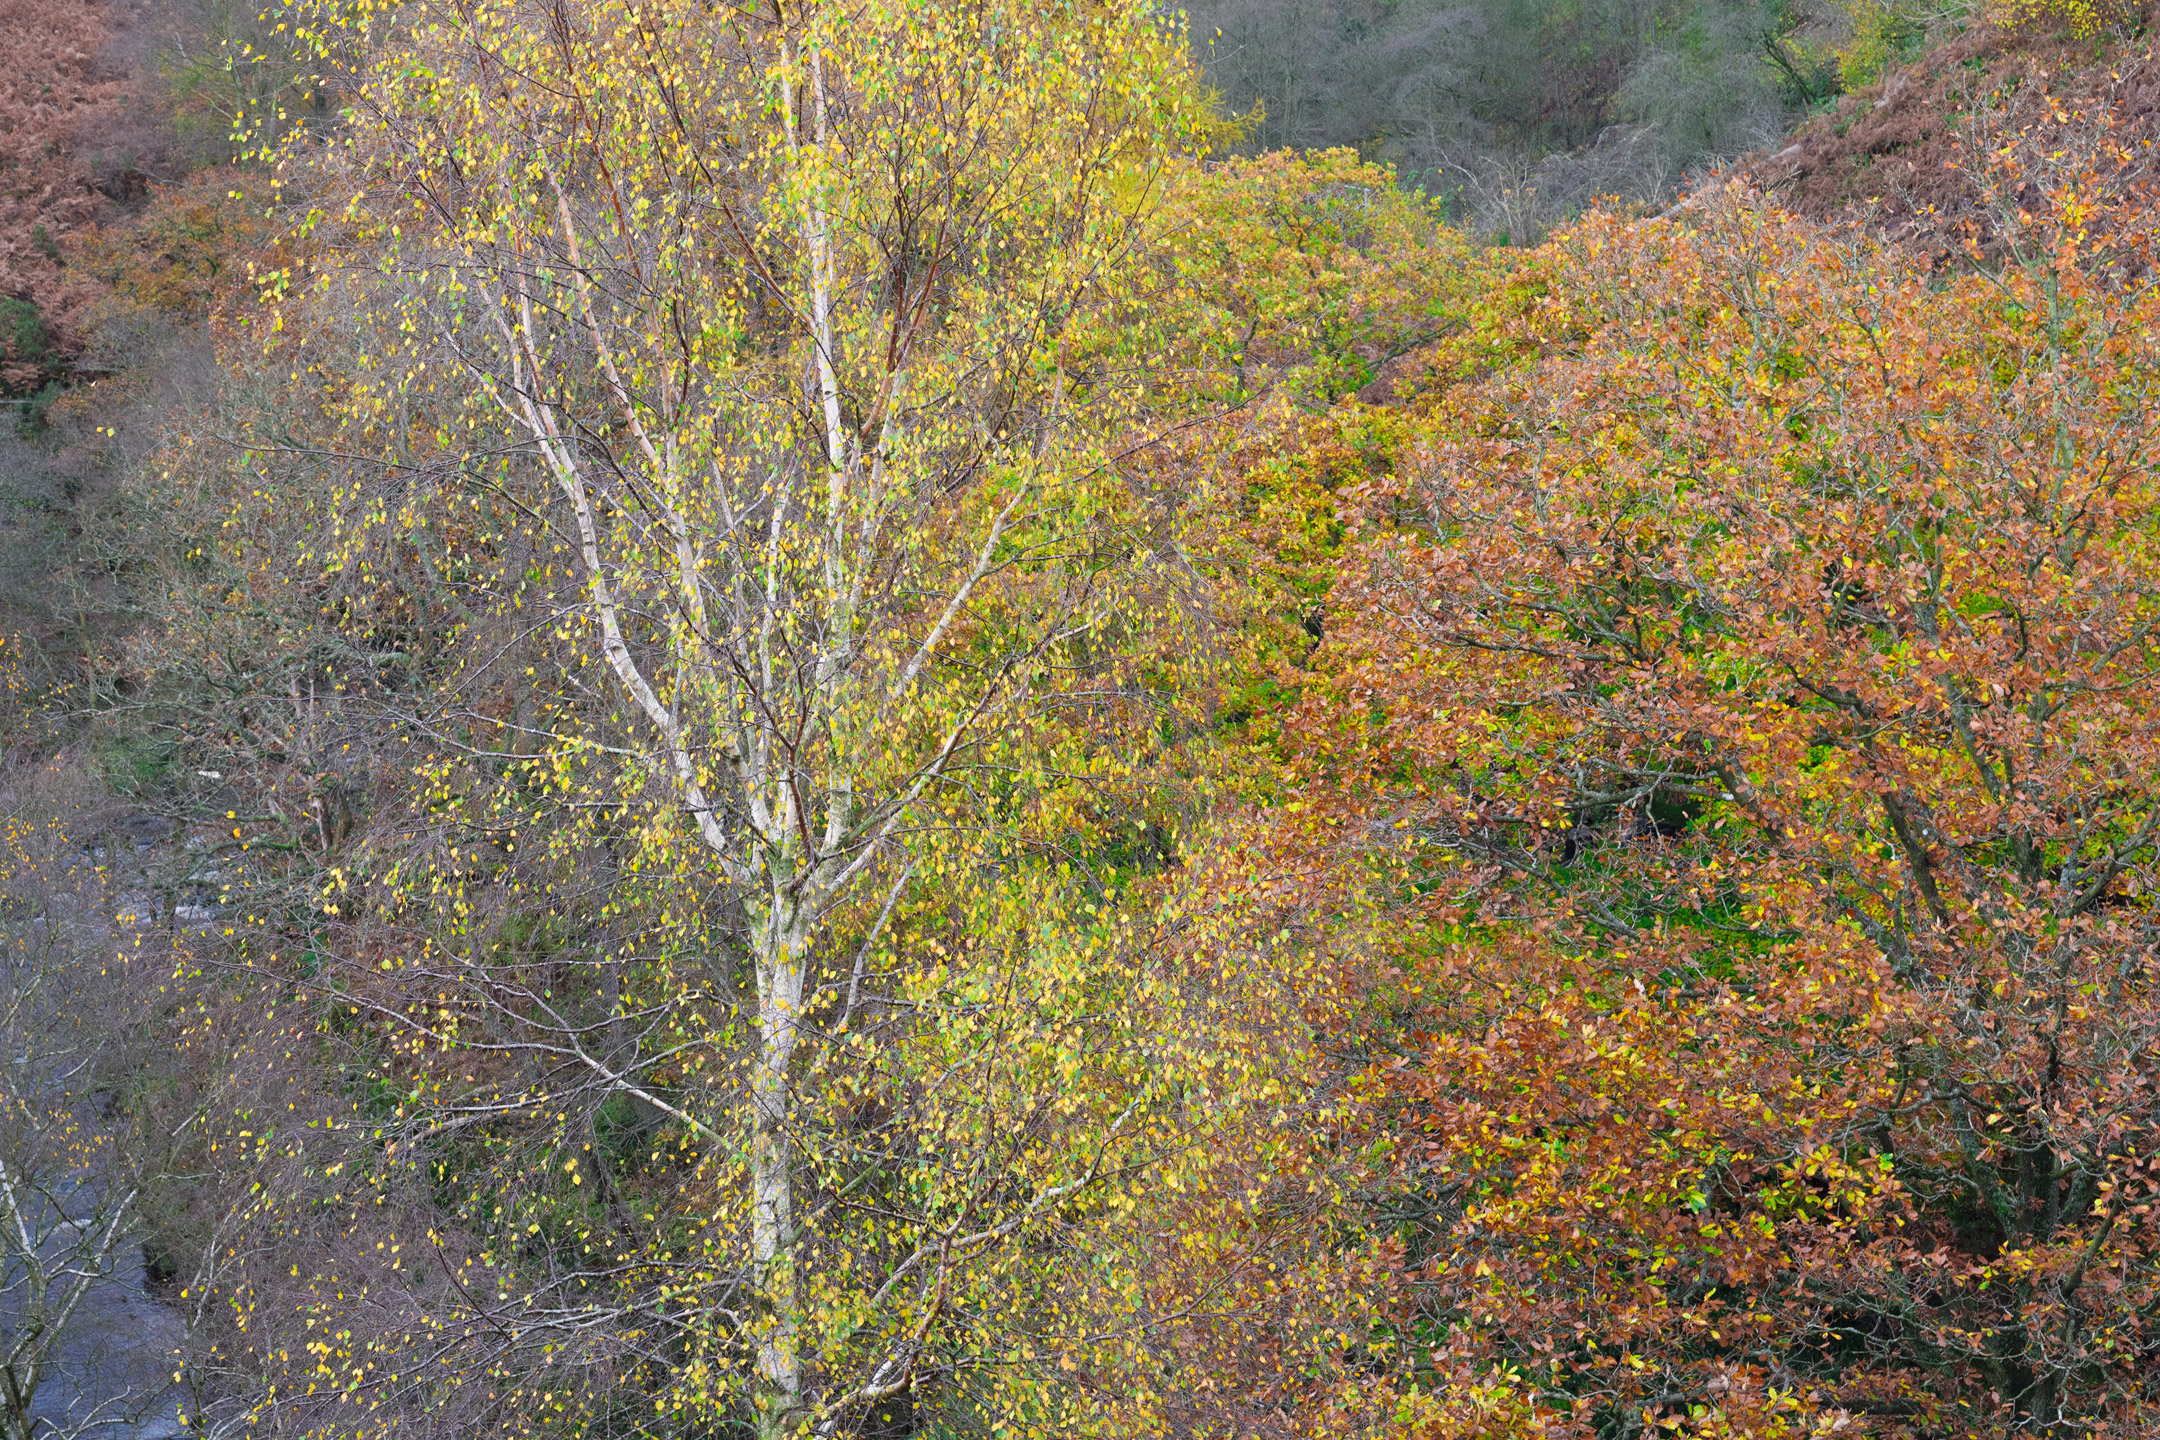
[1989, 0, 2139, 38]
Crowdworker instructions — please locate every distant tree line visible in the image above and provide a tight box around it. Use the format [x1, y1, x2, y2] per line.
[1181, 0, 1938, 235]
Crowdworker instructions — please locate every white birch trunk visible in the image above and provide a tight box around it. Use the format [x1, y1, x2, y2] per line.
[749, 896, 810, 1437]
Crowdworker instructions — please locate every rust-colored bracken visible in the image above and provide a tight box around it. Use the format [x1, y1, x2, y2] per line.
[0, 0, 155, 387]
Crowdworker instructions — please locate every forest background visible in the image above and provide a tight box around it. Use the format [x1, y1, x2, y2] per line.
[3, 0, 2160, 1438]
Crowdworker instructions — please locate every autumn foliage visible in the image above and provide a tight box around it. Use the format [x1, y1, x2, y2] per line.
[1261, 167, 2160, 1433]
[30, 0, 2160, 1433]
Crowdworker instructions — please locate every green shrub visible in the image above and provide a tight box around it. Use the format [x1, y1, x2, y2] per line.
[0, 299, 54, 396]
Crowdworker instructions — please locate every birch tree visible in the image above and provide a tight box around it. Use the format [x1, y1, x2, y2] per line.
[282, 0, 1214, 1431]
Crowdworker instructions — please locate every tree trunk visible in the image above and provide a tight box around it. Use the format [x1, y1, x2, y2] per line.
[751, 903, 807, 1438]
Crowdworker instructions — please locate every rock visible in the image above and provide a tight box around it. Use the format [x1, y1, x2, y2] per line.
[115, 815, 172, 854]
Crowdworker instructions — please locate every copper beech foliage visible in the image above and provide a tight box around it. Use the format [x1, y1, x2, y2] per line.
[1277, 175, 2160, 1436]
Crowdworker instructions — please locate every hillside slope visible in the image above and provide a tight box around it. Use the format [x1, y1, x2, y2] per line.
[1741, 7, 2160, 259]
[0, 0, 171, 389]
